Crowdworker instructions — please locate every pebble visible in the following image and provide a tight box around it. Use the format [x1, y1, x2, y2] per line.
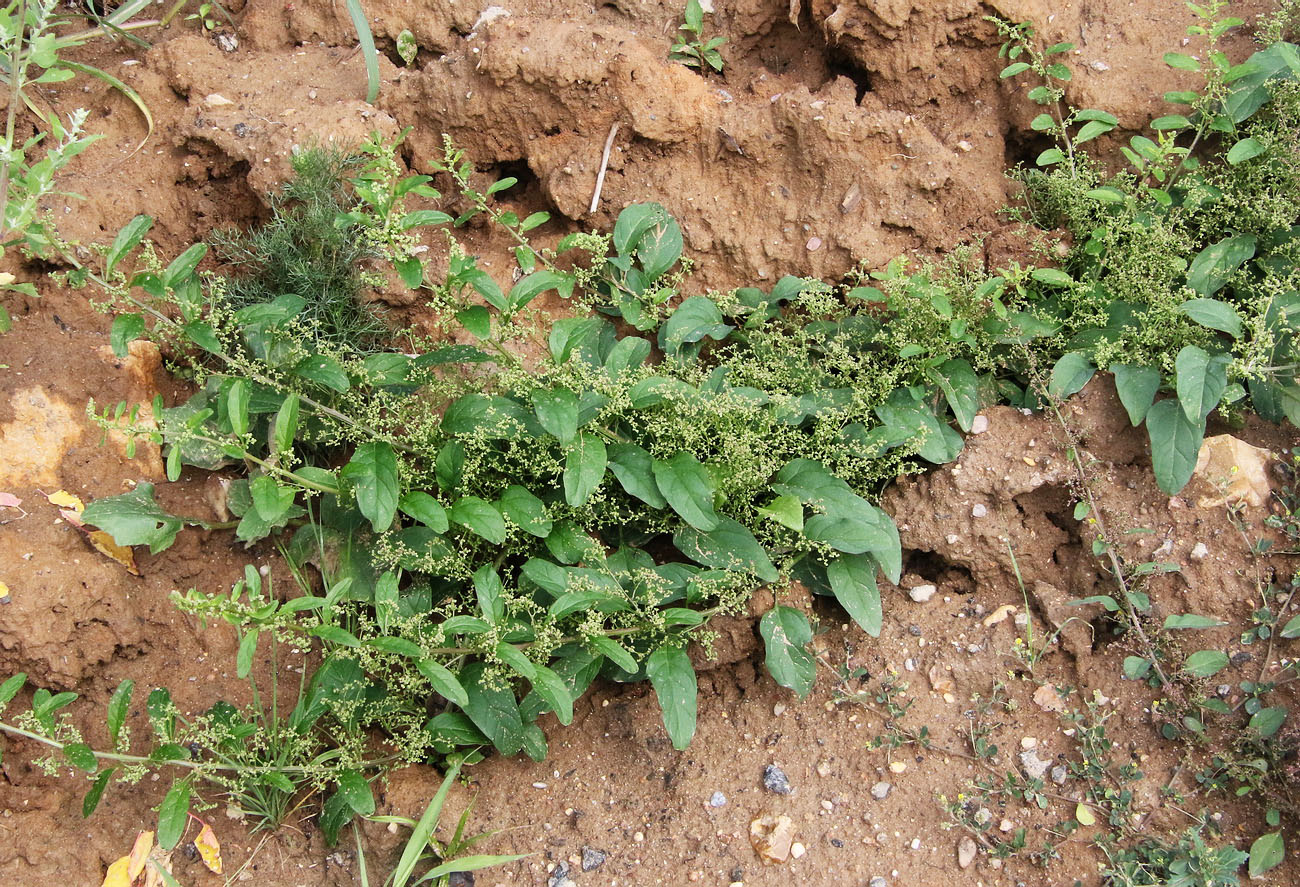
[215, 32, 238, 52]
[957, 835, 978, 869]
[970, 415, 989, 434]
[888, 761, 907, 774]
[971, 503, 988, 518]
[581, 847, 607, 871]
[999, 819, 1015, 832]
[750, 814, 796, 864]
[908, 584, 937, 602]
[1051, 764, 1068, 785]
[1019, 749, 1051, 780]
[710, 791, 728, 807]
[870, 781, 892, 800]
[869, 879, 888, 887]
[547, 862, 572, 887]
[773, 703, 787, 716]
[1020, 736, 1038, 750]
[763, 764, 793, 795]
[816, 760, 832, 777]
[203, 93, 235, 108]
[806, 236, 823, 251]
[1190, 542, 1209, 560]
[908, 624, 923, 636]
[790, 842, 806, 858]
[820, 800, 834, 812]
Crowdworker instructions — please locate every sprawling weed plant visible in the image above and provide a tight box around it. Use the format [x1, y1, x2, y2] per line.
[0, 3, 1296, 869]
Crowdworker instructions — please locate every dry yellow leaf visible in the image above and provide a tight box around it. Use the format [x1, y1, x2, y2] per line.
[101, 856, 132, 887]
[83, 529, 141, 577]
[128, 830, 155, 882]
[0, 580, 9, 603]
[1076, 803, 1096, 826]
[46, 489, 85, 512]
[195, 823, 223, 874]
[142, 849, 175, 887]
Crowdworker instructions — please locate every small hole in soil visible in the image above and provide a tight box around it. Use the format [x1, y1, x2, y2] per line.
[903, 549, 975, 594]
[825, 52, 872, 104]
[492, 158, 540, 196]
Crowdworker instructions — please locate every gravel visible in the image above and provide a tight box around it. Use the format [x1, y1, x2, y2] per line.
[870, 781, 891, 800]
[763, 764, 792, 795]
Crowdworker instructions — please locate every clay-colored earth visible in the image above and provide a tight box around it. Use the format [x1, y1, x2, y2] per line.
[1, 0, 1296, 885]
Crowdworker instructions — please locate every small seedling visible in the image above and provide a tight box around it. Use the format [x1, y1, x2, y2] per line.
[669, 0, 725, 72]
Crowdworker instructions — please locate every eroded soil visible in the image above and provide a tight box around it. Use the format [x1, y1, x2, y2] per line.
[1, 0, 1297, 885]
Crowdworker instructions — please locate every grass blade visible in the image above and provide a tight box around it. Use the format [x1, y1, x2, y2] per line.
[391, 759, 462, 887]
[56, 59, 153, 149]
[345, 0, 381, 103]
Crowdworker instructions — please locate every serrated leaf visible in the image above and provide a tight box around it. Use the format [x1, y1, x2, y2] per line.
[759, 606, 816, 697]
[647, 645, 696, 749]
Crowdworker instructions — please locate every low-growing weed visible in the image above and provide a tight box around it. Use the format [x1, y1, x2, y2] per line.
[669, 0, 725, 73]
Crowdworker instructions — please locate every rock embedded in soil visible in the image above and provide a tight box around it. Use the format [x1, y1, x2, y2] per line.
[908, 584, 937, 602]
[581, 847, 607, 871]
[750, 814, 796, 864]
[709, 791, 728, 807]
[763, 764, 792, 795]
[547, 862, 573, 887]
[1019, 748, 1051, 780]
[869, 878, 888, 887]
[957, 835, 978, 869]
[870, 781, 891, 800]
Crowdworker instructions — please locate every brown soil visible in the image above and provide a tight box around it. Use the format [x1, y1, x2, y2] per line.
[1, 1, 1297, 885]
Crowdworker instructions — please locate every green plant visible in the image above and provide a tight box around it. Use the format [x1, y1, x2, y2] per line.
[669, 0, 725, 73]
[357, 757, 526, 887]
[345, 0, 380, 102]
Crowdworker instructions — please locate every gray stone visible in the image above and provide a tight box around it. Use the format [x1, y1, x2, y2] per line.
[547, 862, 571, 887]
[870, 781, 891, 800]
[709, 791, 727, 807]
[763, 764, 792, 795]
[1019, 749, 1051, 780]
[581, 847, 607, 871]
[1050, 764, 1067, 785]
[869, 878, 888, 887]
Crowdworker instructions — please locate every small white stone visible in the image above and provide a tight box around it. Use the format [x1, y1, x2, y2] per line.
[1020, 736, 1038, 750]
[971, 504, 988, 518]
[909, 584, 937, 603]
[970, 415, 990, 434]
[773, 703, 787, 716]
[791, 842, 806, 858]
[945, 534, 960, 545]
[1190, 542, 1209, 560]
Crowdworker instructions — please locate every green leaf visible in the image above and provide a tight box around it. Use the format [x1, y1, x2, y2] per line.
[1178, 298, 1242, 339]
[1186, 234, 1256, 295]
[413, 660, 467, 710]
[1075, 120, 1115, 144]
[1048, 352, 1096, 400]
[81, 483, 182, 554]
[157, 782, 191, 850]
[532, 387, 580, 445]
[563, 432, 607, 506]
[529, 663, 574, 725]
[589, 635, 638, 673]
[294, 354, 350, 392]
[398, 491, 449, 533]
[162, 243, 208, 289]
[250, 475, 295, 523]
[1111, 365, 1161, 426]
[659, 295, 733, 357]
[1226, 136, 1266, 164]
[1085, 186, 1126, 203]
[930, 358, 980, 431]
[1031, 267, 1074, 287]
[457, 306, 490, 339]
[473, 565, 505, 624]
[1249, 706, 1287, 738]
[1000, 61, 1031, 78]
[759, 606, 816, 698]
[757, 494, 804, 531]
[110, 314, 145, 358]
[1163, 614, 1227, 629]
[400, 209, 453, 229]
[1151, 114, 1192, 130]
[652, 452, 720, 531]
[1122, 656, 1153, 680]
[1248, 832, 1284, 878]
[1146, 399, 1204, 494]
[342, 441, 399, 533]
[105, 215, 153, 276]
[1175, 345, 1231, 423]
[237, 629, 259, 680]
[1281, 614, 1300, 639]
[462, 663, 525, 755]
[1164, 51, 1201, 71]
[449, 497, 507, 544]
[646, 645, 697, 749]
[318, 788, 355, 847]
[106, 679, 133, 747]
[82, 767, 114, 817]
[499, 485, 552, 537]
[1182, 649, 1229, 677]
[62, 741, 98, 772]
[273, 393, 299, 455]
[311, 625, 361, 647]
[674, 518, 778, 583]
[1036, 148, 1066, 166]
[827, 554, 884, 637]
[607, 443, 669, 508]
[508, 270, 570, 313]
[336, 770, 375, 815]
[613, 203, 683, 278]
